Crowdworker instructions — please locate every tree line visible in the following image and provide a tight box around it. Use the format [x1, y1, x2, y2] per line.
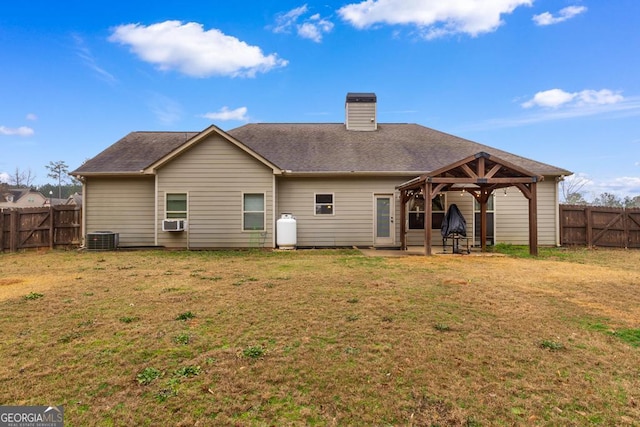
[1, 161, 81, 200]
[561, 177, 640, 208]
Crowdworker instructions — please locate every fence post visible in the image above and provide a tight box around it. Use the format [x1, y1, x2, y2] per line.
[0, 211, 4, 251]
[623, 208, 629, 249]
[10, 210, 19, 252]
[585, 207, 593, 247]
[49, 204, 55, 249]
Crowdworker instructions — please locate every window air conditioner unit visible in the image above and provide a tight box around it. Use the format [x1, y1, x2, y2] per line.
[162, 219, 186, 232]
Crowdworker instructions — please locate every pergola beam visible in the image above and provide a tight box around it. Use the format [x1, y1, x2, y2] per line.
[428, 177, 538, 184]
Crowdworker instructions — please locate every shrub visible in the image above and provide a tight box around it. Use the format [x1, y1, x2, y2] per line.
[137, 367, 162, 385]
[175, 311, 195, 321]
[243, 346, 265, 359]
[540, 340, 565, 351]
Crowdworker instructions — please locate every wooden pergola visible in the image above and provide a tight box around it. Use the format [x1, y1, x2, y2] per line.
[397, 152, 543, 256]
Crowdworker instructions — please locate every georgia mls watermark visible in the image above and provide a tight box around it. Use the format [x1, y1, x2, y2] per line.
[0, 406, 63, 427]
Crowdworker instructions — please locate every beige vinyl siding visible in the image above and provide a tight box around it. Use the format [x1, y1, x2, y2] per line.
[277, 177, 405, 247]
[156, 133, 274, 249]
[494, 179, 558, 245]
[345, 102, 377, 131]
[84, 177, 155, 246]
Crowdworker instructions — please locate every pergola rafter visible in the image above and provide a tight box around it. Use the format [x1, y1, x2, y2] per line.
[397, 152, 543, 256]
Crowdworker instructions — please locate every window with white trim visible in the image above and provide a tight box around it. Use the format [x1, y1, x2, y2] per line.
[315, 193, 334, 215]
[166, 193, 187, 219]
[243, 193, 265, 231]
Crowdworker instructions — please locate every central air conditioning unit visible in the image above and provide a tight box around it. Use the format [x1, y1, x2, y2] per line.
[86, 231, 119, 251]
[162, 219, 186, 232]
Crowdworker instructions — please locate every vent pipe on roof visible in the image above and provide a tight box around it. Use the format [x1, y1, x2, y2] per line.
[345, 92, 377, 131]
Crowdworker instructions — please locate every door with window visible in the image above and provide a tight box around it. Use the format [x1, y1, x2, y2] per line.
[374, 194, 394, 246]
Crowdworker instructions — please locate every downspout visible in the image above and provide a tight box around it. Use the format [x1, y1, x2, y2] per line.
[154, 174, 158, 247]
[272, 174, 277, 249]
[81, 180, 87, 247]
[555, 176, 561, 246]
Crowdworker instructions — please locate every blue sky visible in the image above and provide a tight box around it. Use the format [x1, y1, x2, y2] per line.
[1, 0, 639, 200]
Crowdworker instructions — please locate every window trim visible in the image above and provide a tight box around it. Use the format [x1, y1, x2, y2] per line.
[242, 192, 266, 232]
[314, 192, 335, 216]
[165, 192, 188, 219]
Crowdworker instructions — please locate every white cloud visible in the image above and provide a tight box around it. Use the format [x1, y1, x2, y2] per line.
[533, 6, 587, 26]
[26, 113, 37, 121]
[463, 95, 640, 131]
[0, 126, 34, 137]
[522, 88, 576, 108]
[522, 88, 624, 109]
[272, 5, 334, 42]
[589, 176, 640, 200]
[148, 93, 183, 125]
[562, 172, 640, 201]
[0, 172, 9, 183]
[298, 15, 334, 42]
[338, 0, 533, 39]
[202, 106, 249, 121]
[109, 21, 288, 78]
[273, 5, 309, 33]
[72, 34, 117, 84]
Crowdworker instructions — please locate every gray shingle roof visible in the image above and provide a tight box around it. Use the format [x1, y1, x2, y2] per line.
[72, 131, 198, 174]
[72, 124, 569, 177]
[228, 123, 569, 176]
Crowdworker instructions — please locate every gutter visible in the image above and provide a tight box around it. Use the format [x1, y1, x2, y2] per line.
[279, 170, 426, 178]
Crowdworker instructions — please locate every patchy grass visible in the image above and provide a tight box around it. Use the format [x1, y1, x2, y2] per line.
[0, 248, 639, 425]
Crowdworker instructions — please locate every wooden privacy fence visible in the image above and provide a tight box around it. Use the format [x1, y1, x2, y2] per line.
[560, 205, 640, 249]
[0, 206, 82, 252]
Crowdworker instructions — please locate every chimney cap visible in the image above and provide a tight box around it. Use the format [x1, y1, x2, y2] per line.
[346, 92, 376, 103]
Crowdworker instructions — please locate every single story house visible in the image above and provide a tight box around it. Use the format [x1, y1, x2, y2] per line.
[71, 93, 571, 253]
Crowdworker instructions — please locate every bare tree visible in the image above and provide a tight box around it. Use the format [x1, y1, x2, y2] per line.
[46, 160, 70, 200]
[560, 174, 590, 203]
[7, 167, 36, 188]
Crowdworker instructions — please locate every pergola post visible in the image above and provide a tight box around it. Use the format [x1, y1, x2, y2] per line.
[480, 193, 488, 252]
[529, 182, 538, 256]
[424, 182, 432, 256]
[400, 191, 407, 250]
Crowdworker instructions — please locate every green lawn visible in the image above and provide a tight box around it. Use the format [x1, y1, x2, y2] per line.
[1, 248, 639, 425]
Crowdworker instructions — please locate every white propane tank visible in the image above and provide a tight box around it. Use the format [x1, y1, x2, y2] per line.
[276, 213, 297, 249]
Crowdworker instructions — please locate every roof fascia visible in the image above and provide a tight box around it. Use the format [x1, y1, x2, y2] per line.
[142, 124, 282, 175]
[280, 171, 425, 178]
[70, 172, 152, 179]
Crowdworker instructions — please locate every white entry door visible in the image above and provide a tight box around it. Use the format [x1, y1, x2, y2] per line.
[374, 194, 394, 246]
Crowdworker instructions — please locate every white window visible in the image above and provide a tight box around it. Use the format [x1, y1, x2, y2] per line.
[315, 193, 334, 215]
[243, 193, 265, 231]
[166, 193, 187, 219]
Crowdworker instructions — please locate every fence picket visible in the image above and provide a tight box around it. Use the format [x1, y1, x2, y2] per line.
[560, 205, 640, 249]
[0, 206, 82, 252]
